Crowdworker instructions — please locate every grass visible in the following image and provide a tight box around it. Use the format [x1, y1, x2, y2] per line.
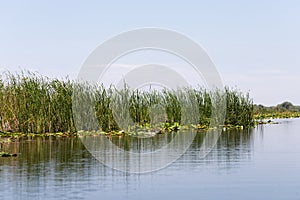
[253, 102, 300, 121]
[254, 112, 300, 120]
[0, 71, 75, 133]
[0, 71, 255, 135]
[253, 101, 300, 121]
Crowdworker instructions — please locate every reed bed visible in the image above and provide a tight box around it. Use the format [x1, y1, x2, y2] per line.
[0, 71, 254, 134]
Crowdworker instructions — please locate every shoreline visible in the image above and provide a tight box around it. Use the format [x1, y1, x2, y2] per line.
[1, 117, 299, 157]
[1, 115, 299, 140]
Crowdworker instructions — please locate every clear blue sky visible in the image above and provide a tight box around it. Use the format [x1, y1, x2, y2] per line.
[0, 1, 299, 105]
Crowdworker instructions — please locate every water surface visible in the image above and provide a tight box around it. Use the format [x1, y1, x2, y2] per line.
[1, 119, 300, 200]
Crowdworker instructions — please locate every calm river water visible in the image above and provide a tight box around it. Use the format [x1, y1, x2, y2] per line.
[1, 118, 300, 200]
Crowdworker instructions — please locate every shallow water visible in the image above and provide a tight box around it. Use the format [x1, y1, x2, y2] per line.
[1, 119, 300, 200]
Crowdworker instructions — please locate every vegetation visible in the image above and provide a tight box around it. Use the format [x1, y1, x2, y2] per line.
[0, 71, 255, 135]
[254, 102, 300, 120]
[0, 71, 75, 134]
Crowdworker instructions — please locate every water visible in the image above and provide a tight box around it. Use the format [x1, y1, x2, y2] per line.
[1, 119, 300, 200]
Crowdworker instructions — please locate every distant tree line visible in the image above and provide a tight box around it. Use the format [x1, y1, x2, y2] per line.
[254, 101, 300, 114]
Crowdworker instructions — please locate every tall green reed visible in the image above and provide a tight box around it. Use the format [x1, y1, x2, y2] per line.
[0, 71, 254, 134]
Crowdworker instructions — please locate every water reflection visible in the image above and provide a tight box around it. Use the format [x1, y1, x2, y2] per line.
[173, 128, 254, 172]
[80, 130, 199, 173]
[0, 129, 255, 199]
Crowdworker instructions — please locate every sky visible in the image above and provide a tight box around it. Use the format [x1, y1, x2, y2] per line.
[0, 0, 299, 106]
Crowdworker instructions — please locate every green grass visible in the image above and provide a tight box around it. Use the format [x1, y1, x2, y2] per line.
[0, 71, 255, 135]
[254, 112, 300, 120]
[253, 102, 300, 120]
[0, 71, 76, 133]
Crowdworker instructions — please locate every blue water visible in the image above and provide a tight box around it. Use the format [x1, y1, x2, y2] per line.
[1, 119, 300, 200]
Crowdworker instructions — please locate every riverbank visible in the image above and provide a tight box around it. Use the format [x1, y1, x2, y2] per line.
[1, 115, 299, 158]
[1, 71, 299, 140]
[0, 116, 291, 140]
[254, 112, 300, 120]
[1, 112, 299, 141]
[0, 71, 253, 135]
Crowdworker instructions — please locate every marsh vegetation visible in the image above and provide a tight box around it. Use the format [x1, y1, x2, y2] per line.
[0, 71, 255, 135]
[254, 102, 300, 120]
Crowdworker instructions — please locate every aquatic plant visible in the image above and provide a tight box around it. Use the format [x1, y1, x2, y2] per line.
[0, 71, 255, 134]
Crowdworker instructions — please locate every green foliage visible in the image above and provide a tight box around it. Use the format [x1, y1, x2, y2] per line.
[225, 87, 254, 127]
[0, 71, 76, 133]
[253, 101, 300, 120]
[254, 101, 300, 114]
[0, 71, 255, 134]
